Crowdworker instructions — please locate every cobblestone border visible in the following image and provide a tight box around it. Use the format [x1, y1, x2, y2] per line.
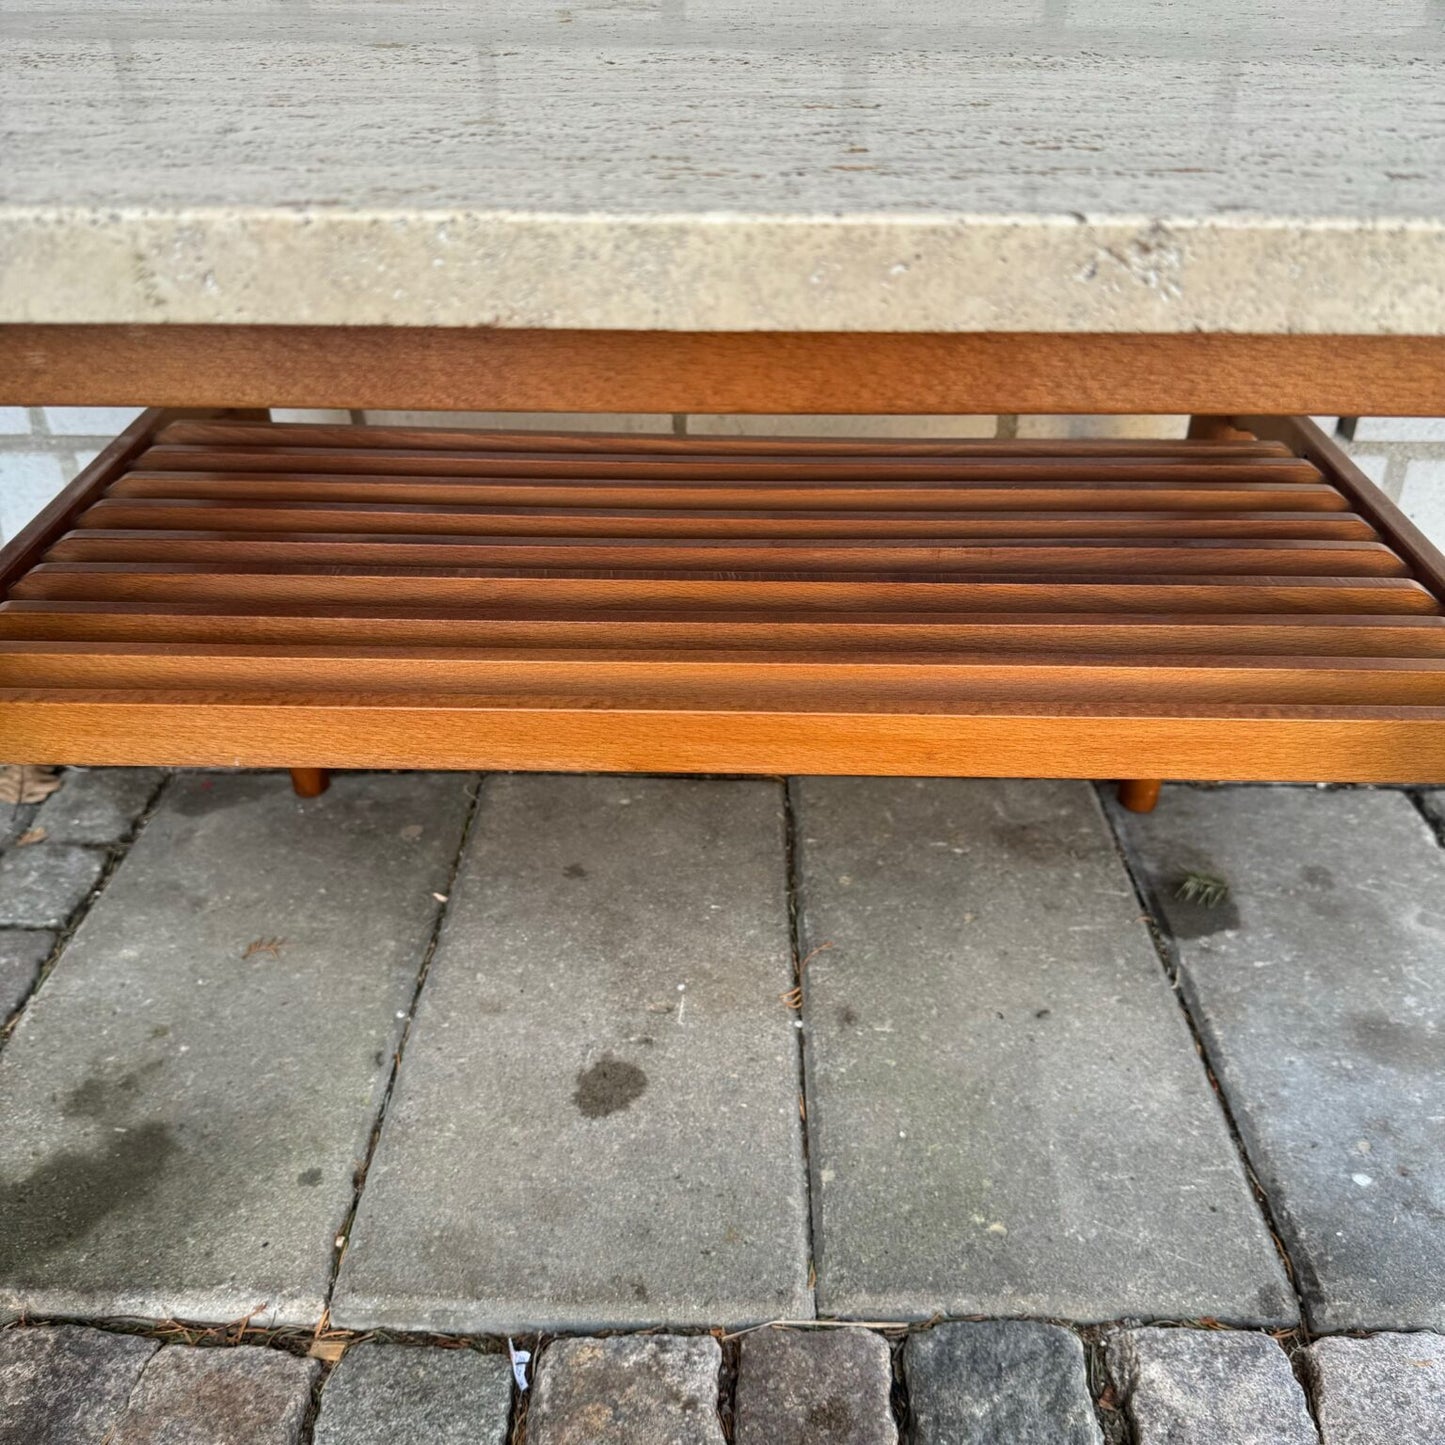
[4, 1317, 1441, 1443]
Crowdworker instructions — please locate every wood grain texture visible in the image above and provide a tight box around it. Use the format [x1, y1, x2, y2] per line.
[5, 327, 1445, 415]
[5, 415, 1445, 782]
[4, 696, 1444, 783]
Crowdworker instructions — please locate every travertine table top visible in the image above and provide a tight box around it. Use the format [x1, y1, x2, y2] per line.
[1, 1, 1442, 332]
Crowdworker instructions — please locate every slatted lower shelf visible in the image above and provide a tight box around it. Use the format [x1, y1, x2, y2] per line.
[3, 412, 1445, 780]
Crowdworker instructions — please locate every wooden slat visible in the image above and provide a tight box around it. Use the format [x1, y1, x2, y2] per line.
[6, 603, 1445, 657]
[76, 499, 1377, 541]
[7, 640, 1445, 708]
[106, 472, 1354, 513]
[45, 531, 1410, 577]
[133, 444, 1324, 484]
[12, 564, 1438, 614]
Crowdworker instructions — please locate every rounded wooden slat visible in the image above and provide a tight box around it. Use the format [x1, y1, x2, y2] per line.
[6, 641, 1445, 709]
[6, 603, 1445, 657]
[12, 563, 1439, 615]
[78, 498, 1378, 541]
[46, 531, 1411, 578]
[133, 444, 1325, 485]
[107, 472, 1355, 514]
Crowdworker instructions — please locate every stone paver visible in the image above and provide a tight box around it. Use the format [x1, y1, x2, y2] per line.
[334, 775, 810, 1332]
[735, 1328, 897, 1445]
[1308, 1332, 1445, 1444]
[32, 768, 164, 845]
[528, 1335, 724, 1445]
[1109, 786, 1445, 1332]
[0, 928, 51, 1018]
[905, 1321, 1101, 1445]
[313, 1343, 512, 1445]
[0, 1325, 157, 1445]
[794, 777, 1292, 1322]
[0, 771, 474, 1326]
[1108, 1328, 1316, 1445]
[0, 844, 103, 928]
[109, 1346, 317, 1445]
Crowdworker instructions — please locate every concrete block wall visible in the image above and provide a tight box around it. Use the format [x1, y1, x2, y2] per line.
[1, 407, 1442, 547]
[0, 406, 145, 543]
[1336, 417, 1445, 540]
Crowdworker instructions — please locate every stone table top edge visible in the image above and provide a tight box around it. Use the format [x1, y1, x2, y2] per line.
[3, 208, 1443, 333]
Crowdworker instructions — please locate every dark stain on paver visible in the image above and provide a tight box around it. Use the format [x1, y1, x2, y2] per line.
[1351, 1011, 1445, 1072]
[839, 1005, 859, 1027]
[297, 1166, 323, 1186]
[0, 1121, 178, 1271]
[62, 1058, 165, 1123]
[165, 776, 256, 816]
[1300, 864, 1336, 890]
[573, 1054, 648, 1118]
[563, 862, 588, 879]
[991, 820, 1077, 863]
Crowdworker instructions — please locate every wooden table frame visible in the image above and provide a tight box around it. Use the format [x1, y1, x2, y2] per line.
[4, 324, 1445, 809]
[5, 327, 1445, 418]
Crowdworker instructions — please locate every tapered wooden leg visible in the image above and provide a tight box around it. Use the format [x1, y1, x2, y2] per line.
[1118, 779, 1162, 813]
[289, 767, 330, 798]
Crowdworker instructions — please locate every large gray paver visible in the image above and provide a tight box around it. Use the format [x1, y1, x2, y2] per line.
[313, 1344, 513, 1445]
[0, 1325, 158, 1445]
[904, 1321, 1101, 1445]
[1307, 1333, 1445, 1444]
[735, 1328, 898, 1445]
[32, 768, 164, 846]
[1110, 786, 1445, 1332]
[109, 1346, 318, 1445]
[0, 771, 473, 1326]
[0, 843, 104, 928]
[1107, 1328, 1317, 1445]
[334, 775, 810, 1332]
[528, 1336, 724, 1445]
[794, 777, 1292, 1322]
[0, 928, 52, 1018]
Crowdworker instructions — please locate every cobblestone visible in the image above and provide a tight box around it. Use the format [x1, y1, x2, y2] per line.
[735, 1328, 897, 1445]
[0, 1325, 157, 1445]
[1308, 1333, 1445, 1445]
[1107, 1328, 1316, 1444]
[313, 1343, 513, 1445]
[108, 1346, 317, 1445]
[528, 1335, 724, 1445]
[904, 1321, 1101, 1445]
